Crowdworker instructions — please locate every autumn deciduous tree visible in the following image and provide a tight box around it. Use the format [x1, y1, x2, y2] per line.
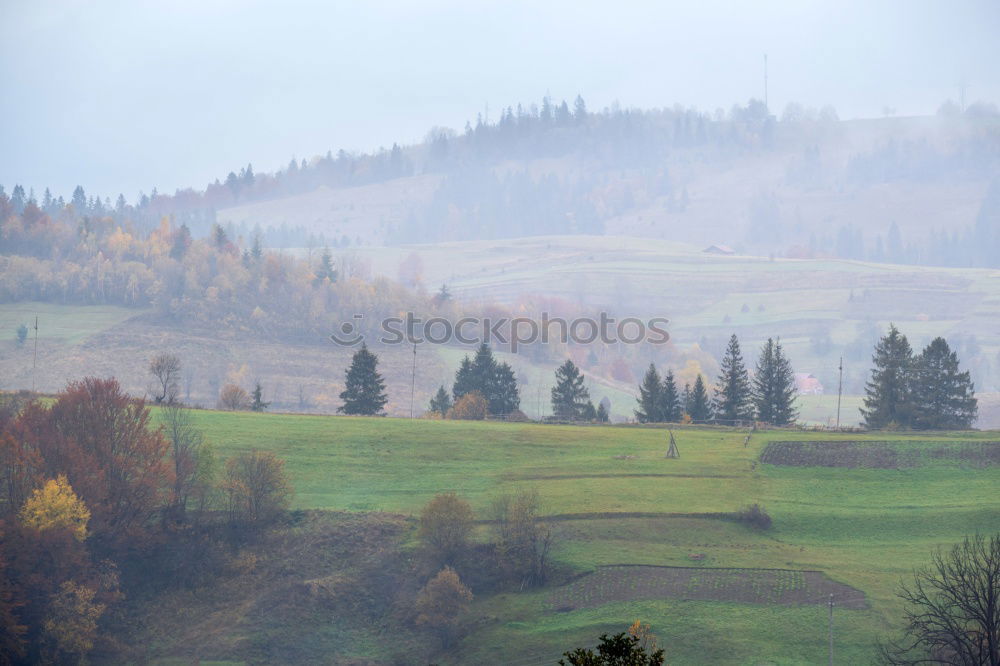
[0, 523, 27, 664]
[449, 391, 487, 420]
[218, 384, 251, 411]
[19, 476, 90, 542]
[40, 581, 105, 665]
[490, 488, 552, 587]
[161, 404, 204, 523]
[223, 450, 293, 527]
[419, 493, 475, 564]
[45, 378, 170, 543]
[415, 566, 473, 647]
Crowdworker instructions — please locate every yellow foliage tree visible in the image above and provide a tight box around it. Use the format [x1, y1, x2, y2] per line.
[415, 566, 473, 647]
[41, 581, 105, 663]
[19, 475, 90, 541]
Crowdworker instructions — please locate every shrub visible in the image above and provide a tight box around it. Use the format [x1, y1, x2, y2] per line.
[490, 488, 552, 587]
[419, 493, 475, 563]
[217, 384, 250, 411]
[223, 450, 293, 527]
[449, 391, 487, 420]
[736, 503, 772, 530]
[415, 566, 473, 647]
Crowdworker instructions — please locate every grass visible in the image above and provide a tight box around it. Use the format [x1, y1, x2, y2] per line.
[0, 301, 143, 345]
[166, 409, 1000, 664]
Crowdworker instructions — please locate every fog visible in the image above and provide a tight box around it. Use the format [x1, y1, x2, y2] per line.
[2, 0, 998, 197]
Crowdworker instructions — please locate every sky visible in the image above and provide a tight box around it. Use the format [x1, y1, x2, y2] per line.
[2, 0, 998, 200]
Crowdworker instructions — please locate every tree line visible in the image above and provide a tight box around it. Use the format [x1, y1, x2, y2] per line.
[634, 335, 797, 426]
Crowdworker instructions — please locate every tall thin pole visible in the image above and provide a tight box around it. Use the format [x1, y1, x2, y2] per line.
[828, 594, 834, 666]
[836, 357, 843, 429]
[409, 343, 417, 418]
[764, 53, 768, 111]
[31, 315, 38, 393]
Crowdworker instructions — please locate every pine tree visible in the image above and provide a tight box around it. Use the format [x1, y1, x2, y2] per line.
[911, 337, 977, 429]
[713, 334, 754, 423]
[635, 364, 662, 423]
[659, 370, 682, 422]
[250, 381, 270, 412]
[551, 359, 590, 420]
[596, 401, 610, 423]
[687, 375, 713, 422]
[493, 361, 521, 416]
[861, 324, 914, 428]
[752, 338, 798, 425]
[338, 343, 388, 415]
[452, 356, 476, 401]
[429, 385, 453, 416]
[471, 343, 498, 410]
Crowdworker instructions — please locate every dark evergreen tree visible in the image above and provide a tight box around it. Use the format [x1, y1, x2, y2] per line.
[681, 383, 692, 414]
[687, 375, 713, 422]
[659, 370, 682, 422]
[338, 343, 388, 415]
[493, 361, 521, 416]
[635, 364, 662, 423]
[250, 381, 270, 412]
[470, 343, 498, 407]
[912, 337, 978, 429]
[452, 356, 476, 400]
[551, 359, 590, 420]
[429, 385, 453, 416]
[596, 401, 610, 423]
[314, 248, 336, 283]
[713, 334, 754, 423]
[861, 324, 914, 428]
[582, 400, 598, 421]
[752, 338, 798, 425]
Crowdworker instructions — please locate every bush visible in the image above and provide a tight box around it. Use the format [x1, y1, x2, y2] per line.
[419, 493, 475, 563]
[217, 384, 250, 411]
[223, 450, 293, 527]
[449, 391, 487, 420]
[414, 566, 472, 647]
[736, 503, 772, 530]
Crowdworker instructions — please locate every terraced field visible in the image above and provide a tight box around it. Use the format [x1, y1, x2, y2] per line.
[134, 410, 1000, 665]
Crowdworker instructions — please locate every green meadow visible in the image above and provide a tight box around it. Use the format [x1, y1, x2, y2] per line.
[170, 409, 1000, 664]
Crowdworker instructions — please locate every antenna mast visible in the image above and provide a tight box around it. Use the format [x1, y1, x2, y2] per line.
[764, 53, 769, 111]
[31, 316, 39, 393]
[836, 357, 843, 429]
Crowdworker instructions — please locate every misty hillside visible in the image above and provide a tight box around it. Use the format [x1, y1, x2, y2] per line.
[198, 98, 1000, 267]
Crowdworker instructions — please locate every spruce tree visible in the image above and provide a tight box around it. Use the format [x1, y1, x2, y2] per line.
[713, 334, 754, 423]
[752, 338, 798, 425]
[429, 385, 453, 416]
[596, 401, 610, 423]
[687, 375, 713, 422]
[912, 337, 977, 429]
[659, 370, 682, 422]
[471, 343, 499, 411]
[861, 324, 914, 428]
[338, 343, 388, 415]
[493, 361, 521, 416]
[250, 381, 270, 412]
[452, 356, 476, 400]
[635, 364, 662, 423]
[551, 359, 590, 420]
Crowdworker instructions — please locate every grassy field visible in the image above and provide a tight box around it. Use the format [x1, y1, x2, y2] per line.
[162, 409, 1000, 665]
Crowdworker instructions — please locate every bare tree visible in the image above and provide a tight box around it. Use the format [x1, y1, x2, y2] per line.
[879, 533, 1000, 665]
[161, 403, 204, 523]
[223, 450, 292, 527]
[217, 384, 250, 411]
[490, 488, 553, 588]
[149, 353, 182, 404]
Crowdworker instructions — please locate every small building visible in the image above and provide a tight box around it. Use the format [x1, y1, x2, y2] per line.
[794, 373, 824, 395]
[703, 244, 736, 255]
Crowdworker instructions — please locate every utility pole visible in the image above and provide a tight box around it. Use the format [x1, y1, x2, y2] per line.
[764, 53, 769, 112]
[828, 594, 835, 665]
[836, 357, 843, 429]
[409, 343, 417, 418]
[31, 315, 38, 393]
